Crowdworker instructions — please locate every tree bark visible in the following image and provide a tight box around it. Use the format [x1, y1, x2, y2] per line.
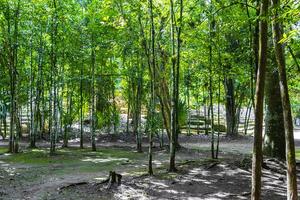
[251, 0, 269, 199]
[91, 35, 96, 152]
[148, 0, 155, 175]
[50, 0, 58, 155]
[264, 55, 285, 160]
[169, 0, 177, 172]
[271, 0, 298, 198]
[224, 71, 237, 137]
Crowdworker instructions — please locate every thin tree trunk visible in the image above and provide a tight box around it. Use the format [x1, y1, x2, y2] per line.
[244, 100, 252, 135]
[91, 35, 96, 152]
[251, 0, 269, 199]
[148, 0, 156, 175]
[174, 0, 183, 150]
[126, 71, 131, 135]
[203, 89, 208, 135]
[216, 76, 221, 159]
[209, 13, 215, 159]
[287, 46, 300, 73]
[169, 0, 177, 172]
[36, 23, 44, 140]
[30, 31, 36, 148]
[135, 57, 144, 153]
[80, 53, 84, 149]
[246, 0, 256, 109]
[50, 0, 58, 155]
[186, 64, 191, 136]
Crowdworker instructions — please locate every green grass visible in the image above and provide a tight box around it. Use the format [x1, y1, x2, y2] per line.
[0, 147, 145, 166]
[0, 147, 7, 154]
[0, 146, 147, 176]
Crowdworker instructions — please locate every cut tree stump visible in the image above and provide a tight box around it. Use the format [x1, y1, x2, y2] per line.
[96, 171, 122, 189]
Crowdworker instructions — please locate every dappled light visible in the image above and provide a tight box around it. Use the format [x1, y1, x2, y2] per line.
[0, 0, 299, 199]
[81, 157, 129, 164]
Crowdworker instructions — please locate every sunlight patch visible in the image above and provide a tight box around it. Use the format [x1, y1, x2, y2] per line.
[149, 180, 168, 188]
[164, 189, 184, 194]
[115, 185, 148, 200]
[4, 167, 16, 176]
[81, 157, 128, 163]
[94, 177, 107, 181]
[153, 160, 163, 167]
[31, 149, 46, 152]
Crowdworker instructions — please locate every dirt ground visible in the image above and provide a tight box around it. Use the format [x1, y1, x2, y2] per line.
[0, 134, 299, 200]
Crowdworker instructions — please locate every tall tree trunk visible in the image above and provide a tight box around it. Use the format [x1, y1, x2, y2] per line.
[8, 0, 20, 153]
[148, 0, 155, 175]
[8, 10, 14, 152]
[169, 0, 183, 171]
[246, 0, 256, 108]
[36, 23, 44, 140]
[186, 65, 191, 136]
[134, 58, 144, 153]
[251, 0, 269, 199]
[91, 35, 96, 152]
[80, 52, 84, 149]
[271, 0, 298, 198]
[174, 0, 183, 150]
[216, 76, 221, 159]
[50, 0, 58, 155]
[30, 32, 36, 148]
[169, 0, 177, 172]
[203, 89, 208, 135]
[209, 13, 215, 159]
[264, 55, 285, 160]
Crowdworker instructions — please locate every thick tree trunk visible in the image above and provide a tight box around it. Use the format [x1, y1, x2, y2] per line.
[271, 0, 298, 198]
[264, 57, 285, 160]
[224, 73, 237, 137]
[251, 0, 269, 199]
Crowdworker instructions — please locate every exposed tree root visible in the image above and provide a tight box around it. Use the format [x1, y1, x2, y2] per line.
[58, 181, 88, 191]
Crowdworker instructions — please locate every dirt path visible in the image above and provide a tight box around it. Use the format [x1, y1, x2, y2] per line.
[0, 136, 299, 199]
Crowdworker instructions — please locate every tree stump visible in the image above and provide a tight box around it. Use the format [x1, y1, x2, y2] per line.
[109, 171, 122, 186]
[98, 171, 122, 189]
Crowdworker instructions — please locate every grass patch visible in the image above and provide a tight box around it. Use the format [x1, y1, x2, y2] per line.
[0, 147, 8, 154]
[0, 147, 145, 166]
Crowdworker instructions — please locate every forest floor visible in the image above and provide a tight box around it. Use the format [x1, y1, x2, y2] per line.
[0, 133, 300, 200]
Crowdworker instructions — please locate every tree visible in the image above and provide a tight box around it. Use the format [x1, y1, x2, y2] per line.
[264, 52, 285, 160]
[169, 0, 183, 173]
[271, 0, 298, 198]
[50, 0, 58, 155]
[251, 0, 269, 199]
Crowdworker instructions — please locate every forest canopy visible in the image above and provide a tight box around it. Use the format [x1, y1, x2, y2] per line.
[0, 0, 300, 199]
